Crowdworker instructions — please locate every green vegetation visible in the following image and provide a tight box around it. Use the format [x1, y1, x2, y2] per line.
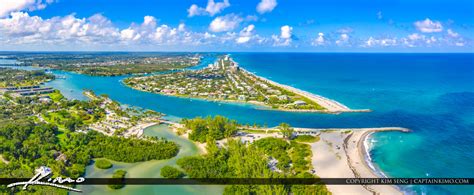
[0, 68, 54, 87]
[95, 159, 113, 169]
[109, 170, 127, 189]
[15, 53, 202, 76]
[0, 84, 178, 193]
[48, 90, 64, 102]
[182, 115, 238, 142]
[294, 135, 321, 143]
[124, 55, 325, 111]
[160, 165, 184, 178]
[77, 131, 178, 163]
[279, 122, 294, 140]
[177, 139, 330, 194]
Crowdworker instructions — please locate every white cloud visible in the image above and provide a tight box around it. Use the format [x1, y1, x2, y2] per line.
[414, 18, 443, 33]
[209, 14, 242, 32]
[272, 25, 292, 46]
[0, 12, 212, 46]
[335, 33, 349, 45]
[280, 25, 292, 39]
[187, 4, 204, 17]
[257, 0, 277, 14]
[0, 0, 55, 18]
[408, 33, 424, 41]
[0, 12, 120, 44]
[236, 24, 255, 44]
[178, 23, 186, 32]
[1, 11, 470, 50]
[364, 37, 397, 47]
[312, 32, 325, 46]
[447, 29, 459, 38]
[187, 0, 230, 17]
[205, 0, 230, 16]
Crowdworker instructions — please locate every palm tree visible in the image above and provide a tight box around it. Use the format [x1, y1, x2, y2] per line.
[278, 122, 294, 140]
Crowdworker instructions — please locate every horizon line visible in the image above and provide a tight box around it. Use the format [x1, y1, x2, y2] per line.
[0, 51, 473, 54]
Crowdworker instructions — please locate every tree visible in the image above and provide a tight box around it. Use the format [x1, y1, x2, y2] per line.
[278, 123, 294, 140]
[160, 166, 184, 178]
[108, 169, 127, 189]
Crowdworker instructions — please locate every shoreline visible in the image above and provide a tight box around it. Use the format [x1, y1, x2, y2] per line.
[236, 62, 370, 113]
[124, 83, 371, 114]
[308, 127, 409, 195]
[122, 55, 371, 114]
[345, 128, 409, 194]
[159, 119, 410, 194]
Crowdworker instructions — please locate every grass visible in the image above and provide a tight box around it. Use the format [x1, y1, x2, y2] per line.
[48, 90, 64, 102]
[294, 135, 320, 143]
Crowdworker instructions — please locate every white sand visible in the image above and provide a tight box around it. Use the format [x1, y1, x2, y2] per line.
[311, 130, 403, 195]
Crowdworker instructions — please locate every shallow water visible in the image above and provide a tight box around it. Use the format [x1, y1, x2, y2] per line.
[35, 53, 474, 194]
[78, 124, 224, 194]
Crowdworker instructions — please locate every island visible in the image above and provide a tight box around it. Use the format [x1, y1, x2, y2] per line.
[124, 55, 370, 113]
[7, 53, 203, 76]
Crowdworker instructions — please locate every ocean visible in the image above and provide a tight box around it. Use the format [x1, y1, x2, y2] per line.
[41, 53, 474, 194]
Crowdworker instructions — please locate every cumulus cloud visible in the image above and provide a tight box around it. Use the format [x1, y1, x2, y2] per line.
[236, 24, 255, 44]
[187, 0, 230, 17]
[364, 37, 397, 47]
[209, 14, 242, 32]
[272, 25, 293, 46]
[187, 5, 204, 17]
[0, 11, 469, 50]
[311, 32, 325, 46]
[0, 12, 216, 47]
[401, 33, 439, 47]
[335, 33, 349, 45]
[0, 0, 55, 18]
[414, 18, 443, 33]
[0, 12, 120, 44]
[257, 0, 277, 14]
[447, 29, 459, 37]
[178, 23, 186, 32]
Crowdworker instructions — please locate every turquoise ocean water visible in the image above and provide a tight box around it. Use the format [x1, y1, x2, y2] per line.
[28, 53, 474, 194]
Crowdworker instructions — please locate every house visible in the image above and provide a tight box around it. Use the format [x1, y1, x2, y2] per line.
[39, 97, 52, 104]
[267, 89, 282, 95]
[218, 94, 228, 99]
[161, 89, 175, 94]
[35, 166, 52, 176]
[293, 100, 307, 106]
[238, 95, 247, 101]
[278, 95, 290, 101]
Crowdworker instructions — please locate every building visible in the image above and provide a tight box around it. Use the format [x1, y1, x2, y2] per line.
[293, 100, 307, 106]
[39, 97, 52, 104]
[278, 95, 290, 101]
[35, 166, 52, 176]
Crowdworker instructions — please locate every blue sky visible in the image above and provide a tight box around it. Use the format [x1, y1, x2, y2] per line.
[0, 0, 473, 52]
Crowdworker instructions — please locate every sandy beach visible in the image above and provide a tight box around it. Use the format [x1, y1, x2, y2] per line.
[163, 119, 408, 194]
[311, 128, 409, 195]
[238, 66, 370, 113]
